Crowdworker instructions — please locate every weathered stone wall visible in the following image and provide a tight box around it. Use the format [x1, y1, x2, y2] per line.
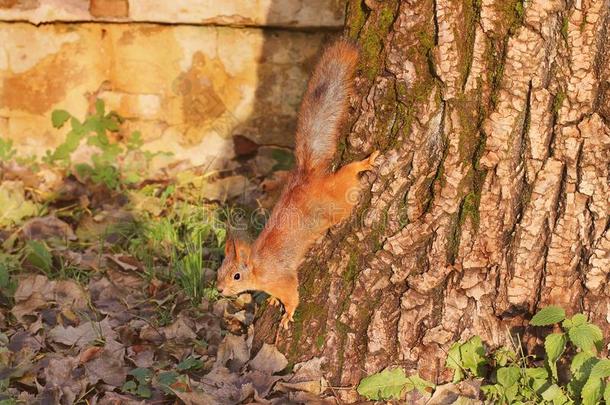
[0, 1, 344, 170]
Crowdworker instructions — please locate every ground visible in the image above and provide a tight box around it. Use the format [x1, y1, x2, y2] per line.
[0, 112, 334, 404]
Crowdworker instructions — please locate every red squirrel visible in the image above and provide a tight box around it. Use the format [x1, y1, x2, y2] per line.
[216, 40, 377, 329]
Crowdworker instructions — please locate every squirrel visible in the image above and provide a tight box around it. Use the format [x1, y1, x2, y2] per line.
[216, 40, 378, 329]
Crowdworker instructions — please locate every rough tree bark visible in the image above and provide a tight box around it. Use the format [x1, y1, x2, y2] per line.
[255, 0, 609, 401]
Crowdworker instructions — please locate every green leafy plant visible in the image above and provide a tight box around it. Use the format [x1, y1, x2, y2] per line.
[25, 240, 53, 273]
[0, 256, 18, 300]
[477, 307, 608, 405]
[122, 364, 198, 398]
[356, 367, 435, 400]
[176, 356, 204, 372]
[122, 368, 153, 398]
[45, 100, 169, 190]
[446, 335, 488, 382]
[0, 138, 16, 162]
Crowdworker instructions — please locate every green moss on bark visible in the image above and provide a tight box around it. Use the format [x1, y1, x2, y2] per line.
[353, 1, 398, 80]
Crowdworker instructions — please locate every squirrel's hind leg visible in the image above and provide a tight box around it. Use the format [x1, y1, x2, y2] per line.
[279, 291, 298, 330]
[267, 279, 299, 330]
[338, 150, 379, 178]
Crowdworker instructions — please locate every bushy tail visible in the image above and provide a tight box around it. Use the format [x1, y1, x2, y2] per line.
[294, 40, 359, 174]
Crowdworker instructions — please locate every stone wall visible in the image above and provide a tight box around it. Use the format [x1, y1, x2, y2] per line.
[0, 0, 344, 171]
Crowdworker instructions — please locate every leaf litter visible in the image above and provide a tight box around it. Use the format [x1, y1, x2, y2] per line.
[0, 155, 336, 404]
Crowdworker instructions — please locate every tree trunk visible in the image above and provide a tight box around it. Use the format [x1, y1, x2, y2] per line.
[254, 0, 610, 401]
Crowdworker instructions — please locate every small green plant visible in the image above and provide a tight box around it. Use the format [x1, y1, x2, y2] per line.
[127, 197, 226, 302]
[24, 240, 53, 273]
[122, 364, 197, 398]
[172, 204, 225, 303]
[446, 335, 488, 382]
[176, 356, 204, 372]
[357, 307, 610, 403]
[356, 367, 435, 400]
[122, 368, 153, 398]
[455, 306, 608, 405]
[0, 256, 18, 300]
[0, 138, 16, 162]
[45, 100, 169, 190]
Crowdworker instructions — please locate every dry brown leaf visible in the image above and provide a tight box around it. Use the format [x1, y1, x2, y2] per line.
[291, 357, 325, 383]
[242, 370, 284, 398]
[12, 276, 88, 324]
[11, 293, 47, 324]
[215, 334, 250, 370]
[129, 348, 155, 368]
[275, 380, 325, 396]
[48, 318, 118, 349]
[21, 215, 76, 241]
[97, 391, 147, 405]
[162, 315, 197, 343]
[174, 390, 220, 405]
[197, 365, 255, 404]
[285, 391, 337, 404]
[52, 280, 88, 307]
[7, 331, 42, 353]
[106, 254, 141, 272]
[106, 267, 145, 291]
[43, 356, 88, 405]
[249, 343, 287, 374]
[13, 275, 55, 303]
[84, 339, 127, 387]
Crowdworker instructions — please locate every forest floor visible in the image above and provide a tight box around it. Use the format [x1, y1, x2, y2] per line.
[0, 144, 337, 404]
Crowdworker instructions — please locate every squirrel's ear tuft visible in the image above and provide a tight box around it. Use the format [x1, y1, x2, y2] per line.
[234, 239, 251, 261]
[225, 238, 237, 257]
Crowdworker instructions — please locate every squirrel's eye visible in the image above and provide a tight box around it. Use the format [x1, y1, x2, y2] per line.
[234, 273, 240, 280]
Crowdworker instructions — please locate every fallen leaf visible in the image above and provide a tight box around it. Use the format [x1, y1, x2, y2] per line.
[106, 267, 145, 291]
[13, 275, 55, 303]
[21, 215, 76, 241]
[43, 356, 88, 405]
[242, 370, 284, 398]
[249, 343, 287, 374]
[0, 181, 38, 227]
[11, 293, 47, 324]
[76, 209, 134, 243]
[128, 192, 164, 217]
[84, 339, 127, 387]
[52, 280, 88, 309]
[174, 390, 219, 405]
[286, 391, 337, 404]
[216, 334, 250, 371]
[106, 254, 141, 272]
[128, 348, 155, 368]
[163, 315, 197, 343]
[97, 391, 147, 405]
[7, 331, 42, 353]
[291, 357, 325, 382]
[12, 275, 88, 325]
[197, 365, 255, 404]
[275, 380, 326, 396]
[48, 318, 118, 349]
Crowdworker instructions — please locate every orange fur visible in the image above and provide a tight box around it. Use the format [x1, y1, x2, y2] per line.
[216, 40, 377, 329]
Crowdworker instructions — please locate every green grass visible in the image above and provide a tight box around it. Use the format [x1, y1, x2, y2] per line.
[0, 100, 228, 314]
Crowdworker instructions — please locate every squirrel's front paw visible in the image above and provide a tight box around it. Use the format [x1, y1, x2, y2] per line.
[280, 312, 294, 330]
[267, 296, 281, 307]
[368, 150, 380, 166]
